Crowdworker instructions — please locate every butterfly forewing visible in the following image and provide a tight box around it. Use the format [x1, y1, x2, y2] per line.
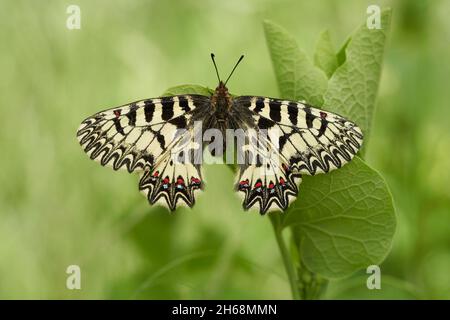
[235, 96, 363, 175]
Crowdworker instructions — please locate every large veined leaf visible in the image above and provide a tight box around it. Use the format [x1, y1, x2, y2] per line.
[314, 30, 339, 78]
[263, 20, 328, 106]
[283, 157, 396, 278]
[323, 9, 392, 155]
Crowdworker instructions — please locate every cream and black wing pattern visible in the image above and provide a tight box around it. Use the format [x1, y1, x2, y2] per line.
[77, 82, 363, 213]
[233, 96, 363, 214]
[77, 95, 209, 210]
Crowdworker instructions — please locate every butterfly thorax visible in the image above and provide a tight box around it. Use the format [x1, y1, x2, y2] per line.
[210, 81, 233, 129]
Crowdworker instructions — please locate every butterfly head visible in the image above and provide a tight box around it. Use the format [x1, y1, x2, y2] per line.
[215, 81, 229, 95]
[209, 54, 245, 131]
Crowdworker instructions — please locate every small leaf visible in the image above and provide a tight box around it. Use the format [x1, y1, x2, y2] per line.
[324, 9, 392, 155]
[282, 157, 396, 279]
[264, 20, 328, 106]
[336, 37, 350, 67]
[314, 30, 339, 78]
[162, 84, 213, 96]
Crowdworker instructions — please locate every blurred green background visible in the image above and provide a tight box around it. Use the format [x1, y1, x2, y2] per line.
[1, 0, 449, 299]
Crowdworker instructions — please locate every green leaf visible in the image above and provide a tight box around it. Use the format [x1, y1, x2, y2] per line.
[282, 157, 396, 279]
[162, 84, 213, 96]
[314, 30, 339, 78]
[324, 9, 392, 155]
[263, 20, 328, 106]
[336, 37, 350, 67]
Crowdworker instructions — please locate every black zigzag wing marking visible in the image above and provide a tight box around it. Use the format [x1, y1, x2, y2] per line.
[236, 161, 301, 214]
[234, 124, 301, 214]
[76, 95, 210, 173]
[138, 129, 204, 210]
[234, 96, 364, 176]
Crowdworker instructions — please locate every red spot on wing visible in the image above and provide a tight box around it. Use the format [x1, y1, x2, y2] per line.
[113, 110, 121, 118]
[239, 179, 249, 186]
[239, 179, 250, 190]
[190, 177, 202, 190]
[320, 111, 327, 119]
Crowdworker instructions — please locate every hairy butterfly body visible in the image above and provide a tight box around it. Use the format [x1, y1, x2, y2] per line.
[77, 55, 363, 214]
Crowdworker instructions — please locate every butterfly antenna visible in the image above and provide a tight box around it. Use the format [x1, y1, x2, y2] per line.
[224, 55, 244, 85]
[210, 53, 221, 83]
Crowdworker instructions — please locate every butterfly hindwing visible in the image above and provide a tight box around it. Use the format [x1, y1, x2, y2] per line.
[138, 126, 204, 210]
[236, 156, 301, 214]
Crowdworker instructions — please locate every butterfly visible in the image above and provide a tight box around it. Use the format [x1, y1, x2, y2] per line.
[77, 54, 363, 214]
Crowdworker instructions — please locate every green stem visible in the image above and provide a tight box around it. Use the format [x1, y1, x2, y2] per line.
[269, 214, 301, 300]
